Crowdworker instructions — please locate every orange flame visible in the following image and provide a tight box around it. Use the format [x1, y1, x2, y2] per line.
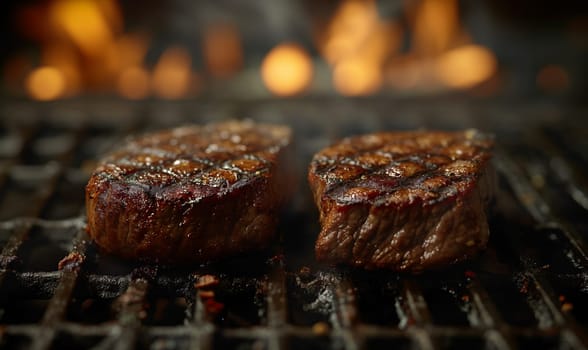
[203, 23, 244, 78]
[383, 0, 497, 92]
[435, 45, 497, 89]
[319, 0, 402, 96]
[321, 0, 379, 65]
[409, 0, 460, 56]
[117, 66, 150, 100]
[14, 0, 501, 98]
[385, 56, 429, 90]
[26, 66, 67, 100]
[104, 34, 149, 77]
[23, 0, 152, 96]
[334, 58, 383, 96]
[152, 47, 194, 99]
[49, 0, 116, 57]
[261, 43, 313, 97]
[41, 43, 81, 95]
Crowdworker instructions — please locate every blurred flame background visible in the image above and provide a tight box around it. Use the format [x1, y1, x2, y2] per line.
[1, 0, 587, 100]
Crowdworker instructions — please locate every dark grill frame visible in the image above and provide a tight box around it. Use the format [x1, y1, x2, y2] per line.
[0, 97, 586, 350]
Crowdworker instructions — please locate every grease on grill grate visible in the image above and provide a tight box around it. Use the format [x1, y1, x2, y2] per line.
[0, 100, 587, 350]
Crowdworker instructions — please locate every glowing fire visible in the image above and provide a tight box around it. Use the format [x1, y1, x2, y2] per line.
[11, 0, 501, 99]
[18, 0, 141, 97]
[26, 66, 67, 101]
[385, 56, 430, 90]
[320, 0, 401, 96]
[318, 0, 497, 94]
[397, 0, 496, 90]
[435, 45, 497, 89]
[261, 43, 313, 97]
[333, 58, 382, 96]
[203, 23, 244, 79]
[49, 0, 119, 57]
[152, 47, 194, 99]
[409, 0, 460, 56]
[105, 34, 149, 78]
[17, 0, 198, 100]
[117, 66, 150, 100]
[320, 1, 380, 65]
[41, 44, 81, 95]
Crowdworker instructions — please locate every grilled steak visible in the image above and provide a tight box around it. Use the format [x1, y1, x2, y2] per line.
[308, 130, 495, 272]
[86, 120, 292, 264]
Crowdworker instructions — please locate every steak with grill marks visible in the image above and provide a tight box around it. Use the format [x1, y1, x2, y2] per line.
[85, 120, 292, 264]
[308, 130, 495, 272]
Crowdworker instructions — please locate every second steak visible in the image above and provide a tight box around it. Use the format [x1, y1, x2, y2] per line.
[308, 130, 495, 272]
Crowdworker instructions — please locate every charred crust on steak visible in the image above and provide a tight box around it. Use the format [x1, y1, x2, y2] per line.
[85, 120, 292, 264]
[89, 121, 290, 195]
[311, 130, 492, 207]
[308, 129, 495, 272]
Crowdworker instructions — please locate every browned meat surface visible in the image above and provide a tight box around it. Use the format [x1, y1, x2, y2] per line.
[86, 120, 292, 264]
[308, 130, 495, 272]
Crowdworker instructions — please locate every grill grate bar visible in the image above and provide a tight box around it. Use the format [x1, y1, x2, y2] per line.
[266, 265, 287, 350]
[332, 278, 356, 329]
[0, 225, 30, 272]
[189, 274, 215, 350]
[400, 280, 433, 327]
[527, 130, 588, 237]
[267, 266, 287, 327]
[495, 151, 588, 349]
[41, 230, 88, 324]
[400, 280, 437, 350]
[0, 163, 63, 279]
[494, 151, 588, 266]
[466, 279, 504, 328]
[332, 277, 360, 350]
[526, 271, 588, 349]
[540, 127, 588, 212]
[0, 121, 85, 350]
[466, 278, 517, 349]
[0, 125, 29, 274]
[550, 156, 588, 212]
[28, 228, 89, 350]
[106, 275, 150, 350]
[6, 321, 583, 339]
[494, 152, 553, 224]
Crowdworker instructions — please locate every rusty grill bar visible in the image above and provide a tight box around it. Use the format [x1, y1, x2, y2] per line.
[0, 98, 587, 350]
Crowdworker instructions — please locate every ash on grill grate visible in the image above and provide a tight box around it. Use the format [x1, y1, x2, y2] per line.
[0, 99, 587, 350]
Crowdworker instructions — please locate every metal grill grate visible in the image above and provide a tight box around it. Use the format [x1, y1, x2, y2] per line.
[0, 98, 587, 350]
